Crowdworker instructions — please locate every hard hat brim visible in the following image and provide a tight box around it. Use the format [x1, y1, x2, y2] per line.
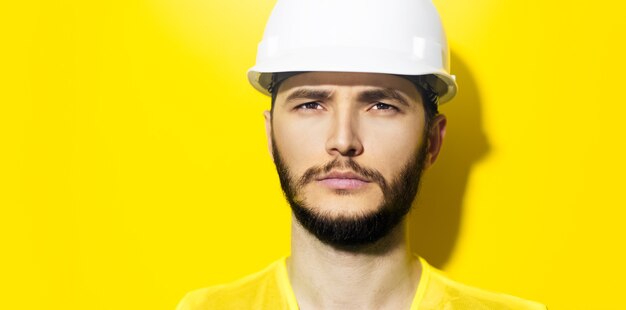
[247, 47, 457, 103]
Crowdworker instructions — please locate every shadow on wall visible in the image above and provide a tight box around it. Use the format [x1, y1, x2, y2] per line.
[408, 52, 490, 269]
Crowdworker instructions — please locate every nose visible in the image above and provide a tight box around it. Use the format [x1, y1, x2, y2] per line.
[325, 109, 364, 157]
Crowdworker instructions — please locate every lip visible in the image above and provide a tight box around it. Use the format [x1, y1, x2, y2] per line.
[317, 171, 370, 190]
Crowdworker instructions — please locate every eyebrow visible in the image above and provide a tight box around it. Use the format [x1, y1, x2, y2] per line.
[285, 88, 333, 103]
[284, 87, 412, 107]
[357, 88, 411, 107]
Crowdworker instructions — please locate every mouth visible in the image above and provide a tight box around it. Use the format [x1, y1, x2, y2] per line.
[316, 171, 371, 190]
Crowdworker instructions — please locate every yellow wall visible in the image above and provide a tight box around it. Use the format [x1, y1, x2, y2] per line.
[2, 0, 625, 309]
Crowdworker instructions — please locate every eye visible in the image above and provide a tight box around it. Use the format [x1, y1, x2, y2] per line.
[296, 102, 324, 110]
[371, 102, 398, 111]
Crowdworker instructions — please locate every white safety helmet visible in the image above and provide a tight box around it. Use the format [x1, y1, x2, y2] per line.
[248, 0, 457, 104]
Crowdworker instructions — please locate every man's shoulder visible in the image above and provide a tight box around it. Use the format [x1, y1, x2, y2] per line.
[421, 263, 547, 310]
[176, 258, 294, 310]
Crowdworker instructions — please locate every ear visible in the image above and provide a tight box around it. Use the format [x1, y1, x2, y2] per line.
[424, 114, 447, 169]
[264, 110, 274, 159]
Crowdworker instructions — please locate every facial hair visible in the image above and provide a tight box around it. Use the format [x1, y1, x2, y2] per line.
[272, 133, 429, 248]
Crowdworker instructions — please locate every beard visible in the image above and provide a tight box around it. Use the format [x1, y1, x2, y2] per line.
[272, 133, 429, 248]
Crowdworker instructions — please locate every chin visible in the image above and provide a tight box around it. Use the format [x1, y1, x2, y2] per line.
[305, 197, 383, 219]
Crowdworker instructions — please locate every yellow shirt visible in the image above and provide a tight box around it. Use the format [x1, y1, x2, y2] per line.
[177, 257, 546, 309]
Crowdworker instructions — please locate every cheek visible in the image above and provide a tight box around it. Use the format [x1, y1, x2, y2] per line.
[272, 117, 329, 173]
[361, 118, 425, 176]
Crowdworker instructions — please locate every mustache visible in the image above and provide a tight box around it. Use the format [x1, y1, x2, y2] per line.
[297, 158, 389, 191]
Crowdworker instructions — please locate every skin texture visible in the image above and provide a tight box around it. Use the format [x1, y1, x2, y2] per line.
[264, 72, 447, 310]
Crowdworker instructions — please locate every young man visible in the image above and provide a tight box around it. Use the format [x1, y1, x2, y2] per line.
[177, 0, 547, 309]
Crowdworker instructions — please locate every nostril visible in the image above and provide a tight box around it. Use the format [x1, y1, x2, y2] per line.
[345, 149, 358, 157]
[326, 143, 363, 157]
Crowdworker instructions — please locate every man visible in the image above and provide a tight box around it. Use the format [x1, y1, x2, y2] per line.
[177, 0, 547, 309]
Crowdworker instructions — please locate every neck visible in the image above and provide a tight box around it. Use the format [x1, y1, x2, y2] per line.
[287, 215, 421, 310]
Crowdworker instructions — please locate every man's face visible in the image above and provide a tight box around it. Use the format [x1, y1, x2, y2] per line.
[265, 72, 444, 247]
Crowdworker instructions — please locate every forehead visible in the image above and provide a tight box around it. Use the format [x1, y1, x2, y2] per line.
[276, 72, 421, 101]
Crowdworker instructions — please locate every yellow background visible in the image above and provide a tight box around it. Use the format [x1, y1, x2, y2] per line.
[2, 0, 625, 309]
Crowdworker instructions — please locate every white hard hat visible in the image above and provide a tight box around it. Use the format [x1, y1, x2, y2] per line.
[248, 0, 457, 104]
